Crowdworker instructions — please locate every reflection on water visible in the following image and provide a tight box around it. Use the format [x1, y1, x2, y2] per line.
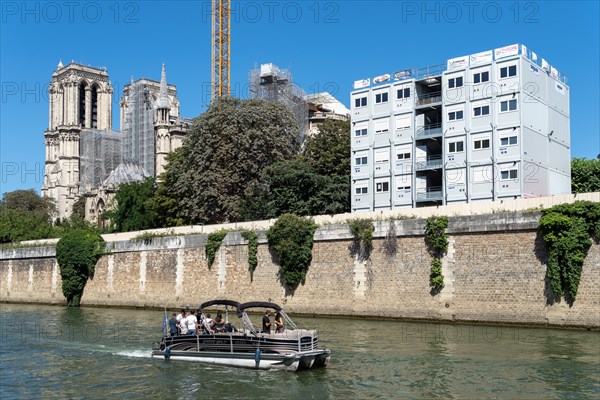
[0, 303, 598, 399]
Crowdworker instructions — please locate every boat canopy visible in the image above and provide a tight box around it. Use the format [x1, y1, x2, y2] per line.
[198, 299, 240, 313]
[237, 301, 283, 315]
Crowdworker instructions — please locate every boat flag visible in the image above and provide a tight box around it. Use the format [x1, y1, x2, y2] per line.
[162, 307, 168, 335]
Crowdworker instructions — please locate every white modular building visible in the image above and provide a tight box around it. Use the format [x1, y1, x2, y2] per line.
[350, 44, 570, 211]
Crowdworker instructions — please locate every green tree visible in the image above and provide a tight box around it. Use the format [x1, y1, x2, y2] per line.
[145, 165, 186, 228]
[0, 190, 56, 243]
[159, 97, 300, 224]
[0, 209, 54, 243]
[56, 229, 105, 306]
[71, 196, 87, 222]
[302, 119, 350, 176]
[571, 157, 600, 194]
[0, 189, 56, 216]
[243, 159, 350, 220]
[103, 178, 158, 232]
[253, 159, 323, 218]
[310, 174, 350, 215]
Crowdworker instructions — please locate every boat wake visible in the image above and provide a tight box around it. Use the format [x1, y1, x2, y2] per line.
[113, 350, 153, 359]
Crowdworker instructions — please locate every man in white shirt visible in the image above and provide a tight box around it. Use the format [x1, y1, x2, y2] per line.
[203, 313, 213, 333]
[186, 310, 198, 335]
[176, 309, 186, 335]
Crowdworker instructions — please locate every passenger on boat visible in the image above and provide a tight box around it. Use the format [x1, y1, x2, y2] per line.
[168, 313, 178, 336]
[176, 309, 186, 334]
[186, 310, 198, 335]
[262, 310, 272, 333]
[274, 311, 284, 333]
[210, 314, 226, 333]
[201, 313, 213, 333]
[179, 313, 188, 335]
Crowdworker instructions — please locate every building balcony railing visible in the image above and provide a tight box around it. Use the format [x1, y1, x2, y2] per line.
[416, 186, 443, 202]
[415, 123, 442, 139]
[415, 155, 443, 171]
[416, 91, 442, 107]
[413, 64, 446, 80]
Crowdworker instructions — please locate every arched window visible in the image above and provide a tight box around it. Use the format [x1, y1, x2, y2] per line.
[96, 199, 106, 228]
[91, 84, 99, 128]
[79, 82, 87, 127]
[60, 84, 66, 125]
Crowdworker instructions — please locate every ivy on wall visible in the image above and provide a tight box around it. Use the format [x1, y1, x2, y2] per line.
[382, 220, 398, 257]
[348, 218, 374, 261]
[56, 229, 105, 307]
[539, 201, 600, 302]
[241, 230, 259, 280]
[425, 216, 448, 289]
[205, 230, 228, 269]
[266, 214, 317, 288]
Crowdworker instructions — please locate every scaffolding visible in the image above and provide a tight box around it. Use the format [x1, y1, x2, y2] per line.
[121, 81, 156, 176]
[79, 129, 122, 192]
[248, 63, 309, 140]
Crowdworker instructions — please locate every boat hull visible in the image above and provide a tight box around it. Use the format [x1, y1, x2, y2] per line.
[151, 348, 330, 371]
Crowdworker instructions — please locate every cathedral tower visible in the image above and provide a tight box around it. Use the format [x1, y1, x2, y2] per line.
[42, 61, 113, 220]
[155, 64, 172, 177]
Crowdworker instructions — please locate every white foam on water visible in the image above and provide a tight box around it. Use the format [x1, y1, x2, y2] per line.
[114, 350, 153, 359]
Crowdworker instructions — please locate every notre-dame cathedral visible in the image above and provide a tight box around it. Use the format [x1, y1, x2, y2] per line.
[42, 61, 190, 223]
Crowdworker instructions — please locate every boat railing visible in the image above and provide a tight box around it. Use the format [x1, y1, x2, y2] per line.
[280, 311, 298, 331]
[241, 313, 258, 335]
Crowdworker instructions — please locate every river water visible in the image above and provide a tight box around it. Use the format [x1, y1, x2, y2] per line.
[0, 303, 598, 399]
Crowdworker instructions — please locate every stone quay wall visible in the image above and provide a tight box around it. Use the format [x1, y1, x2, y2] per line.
[1, 212, 598, 328]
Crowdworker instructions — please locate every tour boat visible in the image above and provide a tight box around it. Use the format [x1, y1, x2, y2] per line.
[151, 299, 331, 371]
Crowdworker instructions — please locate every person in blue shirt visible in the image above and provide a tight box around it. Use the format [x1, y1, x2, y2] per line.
[168, 313, 178, 336]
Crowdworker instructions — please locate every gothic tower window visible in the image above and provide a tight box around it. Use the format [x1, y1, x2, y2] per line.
[79, 82, 87, 127]
[91, 84, 99, 128]
[60, 84, 66, 125]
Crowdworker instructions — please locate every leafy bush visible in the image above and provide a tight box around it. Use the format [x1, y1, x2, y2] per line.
[56, 229, 105, 307]
[241, 230, 259, 280]
[425, 216, 448, 289]
[539, 201, 600, 302]
[425, 216, 449, 256]
[430, 258, 444, 288]
[348, 219, 374, 261]
[267, 214, 317, 288]
[205, 230, 228, 269]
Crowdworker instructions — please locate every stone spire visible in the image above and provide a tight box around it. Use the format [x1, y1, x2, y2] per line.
[57, 58, 63, 69]
[156, 63, 170, 109]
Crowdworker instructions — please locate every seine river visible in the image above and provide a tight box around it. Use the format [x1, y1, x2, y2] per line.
[0, 303, 598, 399]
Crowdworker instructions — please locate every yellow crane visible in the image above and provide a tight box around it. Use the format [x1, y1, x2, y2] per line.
[212, 0, 230, 101]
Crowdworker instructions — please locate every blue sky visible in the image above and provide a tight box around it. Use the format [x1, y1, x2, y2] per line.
[1, 0, 599, 196]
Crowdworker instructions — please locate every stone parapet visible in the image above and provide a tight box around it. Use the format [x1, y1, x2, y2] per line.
[2, 210, 598, 329]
